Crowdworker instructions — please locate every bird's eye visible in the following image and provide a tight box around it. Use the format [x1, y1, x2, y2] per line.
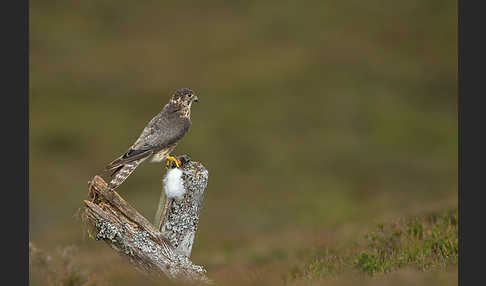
[188, 94, 193, 97]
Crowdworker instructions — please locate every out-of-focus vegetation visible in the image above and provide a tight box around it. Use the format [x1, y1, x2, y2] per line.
[29, 243, 102, 286]
[291, 208, 457, 282]
[30, 0, 456, 285]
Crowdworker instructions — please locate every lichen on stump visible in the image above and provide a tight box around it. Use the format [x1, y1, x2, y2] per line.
[82, 155, 211, 284]
[156, 155, 209, 257]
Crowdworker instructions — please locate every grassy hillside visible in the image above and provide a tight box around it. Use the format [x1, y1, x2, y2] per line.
[30, 0, 457, 285]
[30, 208, 457, 285]
[292, 208, 457, 280]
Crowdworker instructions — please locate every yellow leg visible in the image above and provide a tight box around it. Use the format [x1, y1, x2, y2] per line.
[166, 156, 181, 168]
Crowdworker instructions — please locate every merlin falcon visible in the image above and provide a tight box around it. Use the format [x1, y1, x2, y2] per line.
[105, 88, 198, 190]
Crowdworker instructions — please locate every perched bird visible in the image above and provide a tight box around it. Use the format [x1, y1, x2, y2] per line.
[105, 88, 198, 190]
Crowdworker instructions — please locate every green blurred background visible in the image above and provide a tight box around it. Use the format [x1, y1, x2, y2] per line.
[29, 0, 457, 285]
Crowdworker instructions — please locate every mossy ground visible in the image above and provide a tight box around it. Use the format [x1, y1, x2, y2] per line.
[30, 208, 458, 286]
[290, 208, 458, 282]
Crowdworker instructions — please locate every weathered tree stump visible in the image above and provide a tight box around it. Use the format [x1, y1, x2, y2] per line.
[81, 156, 211, 284]
[155, 155, 209, 258]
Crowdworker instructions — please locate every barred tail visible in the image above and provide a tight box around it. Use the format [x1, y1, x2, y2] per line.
[108, 157, 147, 190]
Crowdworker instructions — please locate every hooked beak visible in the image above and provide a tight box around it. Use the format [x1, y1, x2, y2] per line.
[193, 96, 199, 102]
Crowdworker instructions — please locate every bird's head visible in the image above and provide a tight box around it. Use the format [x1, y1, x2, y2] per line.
[171, 88, 198, 105]
[170, 88, 198, 118]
